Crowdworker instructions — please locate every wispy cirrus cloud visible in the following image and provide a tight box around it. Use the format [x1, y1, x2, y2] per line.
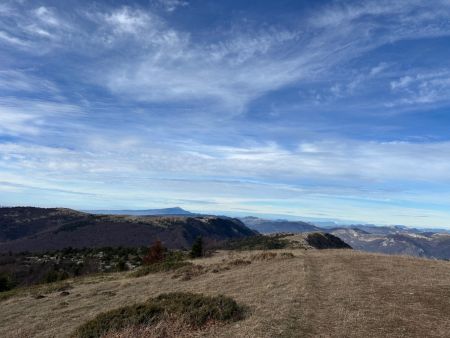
[0, 98, 84, 137]
[2, 1, 450, 112]
[389, 70, 450, 105]
[156, 0, 188, 13]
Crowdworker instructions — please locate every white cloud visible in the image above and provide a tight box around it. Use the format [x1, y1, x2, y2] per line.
[0, 30, 30, 47]
[34, 6, 61, 27]
[103, 7, 154, 35]
[3, 136, 450, 186]
[157, 0, 188, 12]
[391, 76, 414, 90]
[0, 98, 83, 137]
[370, 62, 388, 76]
[2, 138, 450, 226]
[390, 70, 450, 105]
[94, 1, 450, 112]
[2, 1, 450, 112]
[0, 70, 58, 93]
[2, 134, 450, 226]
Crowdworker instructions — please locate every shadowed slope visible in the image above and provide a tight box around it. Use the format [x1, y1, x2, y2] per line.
[0, 207, 256, 253]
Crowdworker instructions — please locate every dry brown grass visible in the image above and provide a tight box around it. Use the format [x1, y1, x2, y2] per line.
[249, 252, 278, 261]
[101, 316, 215, 338]
[1, 249, 449, 337]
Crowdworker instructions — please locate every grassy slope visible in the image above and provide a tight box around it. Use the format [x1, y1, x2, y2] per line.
[1, 249, 450, 338]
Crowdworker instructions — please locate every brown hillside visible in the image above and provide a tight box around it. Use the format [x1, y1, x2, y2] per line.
[0, 207, 256, 253]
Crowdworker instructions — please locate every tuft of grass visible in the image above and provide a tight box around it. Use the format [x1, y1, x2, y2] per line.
[0, 287, 20, 302]
[250, 252, 278, 261]
[0, 280, 74, 303]
[172, 264, 206, 281]
[228, 258, 252, 266]
[72, 292, 245, 338]
[280, 252, 295, 258]
[130, 260, 192, 277]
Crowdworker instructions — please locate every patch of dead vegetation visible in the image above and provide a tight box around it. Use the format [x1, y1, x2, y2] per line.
[101, 316, 212, 338]
[249, 252, 278, 261]
[171, 251, 294, 281]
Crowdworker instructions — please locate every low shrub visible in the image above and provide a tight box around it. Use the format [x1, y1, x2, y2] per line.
[72, 292, 245, 338]
[0, 273, 15, 292]
[43, 269, 69, 284]
[131, 250, 190, 277]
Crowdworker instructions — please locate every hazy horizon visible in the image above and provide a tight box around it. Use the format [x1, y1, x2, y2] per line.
[2, 0, 450, 228]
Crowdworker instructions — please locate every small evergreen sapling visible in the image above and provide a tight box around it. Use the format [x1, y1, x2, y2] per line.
[190, 236, 203, 258]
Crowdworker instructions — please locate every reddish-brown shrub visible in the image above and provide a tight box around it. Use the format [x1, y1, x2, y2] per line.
[142, 240, 165, 265]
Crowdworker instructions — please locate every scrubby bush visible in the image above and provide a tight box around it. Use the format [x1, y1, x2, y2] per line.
[43, 268, 69, 284]
[115, 260, 128, 272]
[73, 292, 245, 338]
[0, 273, 15, 292]
[143, 240, 165, 265]
[131, 250, 190, 277]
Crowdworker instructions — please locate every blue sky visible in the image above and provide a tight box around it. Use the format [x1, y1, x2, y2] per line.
[1, 0, 450, 227]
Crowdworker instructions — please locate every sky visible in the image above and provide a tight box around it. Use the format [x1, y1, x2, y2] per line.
[1, 0, 450, 228]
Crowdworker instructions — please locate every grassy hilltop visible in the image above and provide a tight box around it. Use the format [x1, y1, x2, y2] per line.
[1, 243, 449, 337]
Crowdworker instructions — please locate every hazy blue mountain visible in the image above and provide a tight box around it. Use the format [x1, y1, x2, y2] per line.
[85, 207, 195, 216]
[241, 216, 450, 259]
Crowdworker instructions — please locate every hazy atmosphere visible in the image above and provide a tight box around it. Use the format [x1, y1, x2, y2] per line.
[2, 0, 450, 227]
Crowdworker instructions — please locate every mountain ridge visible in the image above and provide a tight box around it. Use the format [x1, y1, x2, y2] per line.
[0, 207, 255, 253]
[84, 207, 195, 216]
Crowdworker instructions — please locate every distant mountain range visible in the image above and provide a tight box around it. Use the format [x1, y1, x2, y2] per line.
[240, 216, 450, 259]
[2, 206, 449, 259]
[85, 207, 195, 216]
[241, 216, 321, 233]
[0, 207, 255, 253]
[329, 226, 450, 260]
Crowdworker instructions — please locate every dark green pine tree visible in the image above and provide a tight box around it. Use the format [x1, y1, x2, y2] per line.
[190, 236, 203, 258]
